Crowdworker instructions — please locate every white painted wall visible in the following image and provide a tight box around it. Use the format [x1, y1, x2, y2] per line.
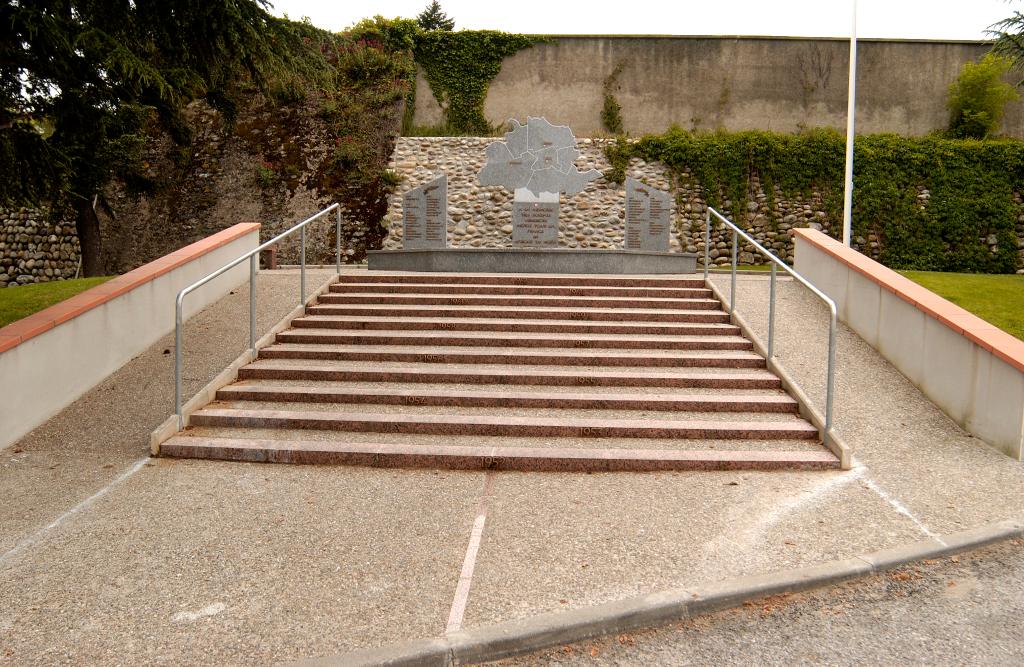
[795, 237, 1024, 460]
[0, 229, 259, 451]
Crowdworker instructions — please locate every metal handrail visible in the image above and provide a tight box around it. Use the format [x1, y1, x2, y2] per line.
[174, 203, 342, 428]
[704, 206, 838, 446]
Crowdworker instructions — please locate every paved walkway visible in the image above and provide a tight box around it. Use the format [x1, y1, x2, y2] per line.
[1, 270, 1022, 664]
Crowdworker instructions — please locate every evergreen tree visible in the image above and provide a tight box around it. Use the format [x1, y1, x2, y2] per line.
[0, 0, 320, 276]
[416, 1, 455, 31]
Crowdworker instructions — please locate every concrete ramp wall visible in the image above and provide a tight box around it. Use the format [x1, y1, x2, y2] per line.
[0, 223, 260, 451]
[793, 228, 1024, 460]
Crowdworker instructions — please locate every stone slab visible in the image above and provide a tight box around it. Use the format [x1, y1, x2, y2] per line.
[402, 175, 447, 250]
[625, 177, 673, 252]
[367, 249, 697, 274]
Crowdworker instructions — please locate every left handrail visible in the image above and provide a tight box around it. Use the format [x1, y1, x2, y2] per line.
[704, 206, 839, 447]
[174, 204, 342, 429]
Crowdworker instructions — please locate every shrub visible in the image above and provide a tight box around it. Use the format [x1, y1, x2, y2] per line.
[947, 55, 1019, 139]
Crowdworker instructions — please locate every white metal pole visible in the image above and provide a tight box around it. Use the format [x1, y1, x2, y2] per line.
[842, 0, 858, 247]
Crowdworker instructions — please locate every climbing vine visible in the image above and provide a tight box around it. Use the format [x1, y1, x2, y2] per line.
[606, 127, 1024, 273]
[413, 31, 538, 134]
[601, 61, 626, 135]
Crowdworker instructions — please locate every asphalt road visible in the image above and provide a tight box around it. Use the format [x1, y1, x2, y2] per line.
[495, 537, 1024, 666]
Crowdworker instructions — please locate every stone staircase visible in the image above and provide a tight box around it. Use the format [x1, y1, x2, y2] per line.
[160, 273, 840, 471]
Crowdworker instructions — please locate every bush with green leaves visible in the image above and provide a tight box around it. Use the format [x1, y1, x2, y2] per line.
[606, 128, 1023, 274]
[947, 55, 1019, 139]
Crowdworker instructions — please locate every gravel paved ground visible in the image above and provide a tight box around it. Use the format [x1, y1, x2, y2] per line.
[0, 271, 1021, 665]
[494, 537, 1024, 666]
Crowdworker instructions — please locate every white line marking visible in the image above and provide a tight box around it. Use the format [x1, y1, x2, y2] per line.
[862, 477, 946, 545]
[0, 457, 151, 567]
[446, 471, 496, 634]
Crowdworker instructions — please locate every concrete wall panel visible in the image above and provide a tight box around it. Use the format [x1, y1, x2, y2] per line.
[413, 36, 1024, 137]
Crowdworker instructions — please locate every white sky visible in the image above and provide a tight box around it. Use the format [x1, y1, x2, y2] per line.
[268, 0, 1018, 40]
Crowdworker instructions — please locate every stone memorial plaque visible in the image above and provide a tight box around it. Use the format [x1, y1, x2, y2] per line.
[402, 175, 447, 249]
[624, 177, 672, 252]
[512, 199, 559, 248]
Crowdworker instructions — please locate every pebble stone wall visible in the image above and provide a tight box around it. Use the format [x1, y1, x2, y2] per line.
[385, 137, 1024, 273]
[384, 137, 839, 266]
[0, 208, 81, 288]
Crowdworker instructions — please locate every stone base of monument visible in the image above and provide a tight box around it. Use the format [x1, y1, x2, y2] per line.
[367, 248, 697, 274]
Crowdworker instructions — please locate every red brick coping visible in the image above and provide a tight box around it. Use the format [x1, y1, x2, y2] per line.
[0, 223, 260, 354]
[793, 228, 1024, 374]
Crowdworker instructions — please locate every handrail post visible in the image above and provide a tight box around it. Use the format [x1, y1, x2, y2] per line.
[300, 225, 306, 304]
[175, 296, 184, 430]
[335, 206, 342, 274]
[249, 255, 256, 352]
[703, 207, 711, 282]
[768, 262, 777, 359]
[730, 229, 738, 315]
[825, 308, 837, 446]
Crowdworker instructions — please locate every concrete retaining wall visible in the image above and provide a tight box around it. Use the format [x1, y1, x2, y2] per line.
[0, 223, 260, 451]
[793, 228, 1024, 460]
[414, 36, 1024, 137]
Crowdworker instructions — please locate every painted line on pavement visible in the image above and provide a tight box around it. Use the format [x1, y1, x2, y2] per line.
[862, 476, 946, 544]
[446, 470, 496, 634]
[0, 457, 150, 568]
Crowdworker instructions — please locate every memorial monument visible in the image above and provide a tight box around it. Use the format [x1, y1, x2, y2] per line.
[369, 116, 696, 274]
[479, 117, 601, 248]
[402, 174, 447, 250]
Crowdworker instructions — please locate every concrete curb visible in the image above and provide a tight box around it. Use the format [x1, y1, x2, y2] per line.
[291, 519, 1024, 667]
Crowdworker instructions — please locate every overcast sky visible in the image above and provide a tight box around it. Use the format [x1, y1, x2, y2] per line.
[268, 0, 1018, 40]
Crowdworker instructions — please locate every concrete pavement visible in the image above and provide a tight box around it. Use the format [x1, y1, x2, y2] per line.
[1, 270, 1022, 664]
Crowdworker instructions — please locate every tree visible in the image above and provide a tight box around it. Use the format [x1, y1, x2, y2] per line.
[946, 55, 1019, 139]
[990, 6, 1024, 82]
[0, 0, 318, 276]
[416, 1, 455, 31]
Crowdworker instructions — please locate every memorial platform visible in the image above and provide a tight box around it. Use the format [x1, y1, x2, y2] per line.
[366, 248, 698, 274]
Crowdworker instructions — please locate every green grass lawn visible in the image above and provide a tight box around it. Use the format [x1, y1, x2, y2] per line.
[0, 277, 113, 328]
[899, 270, 1024, 341]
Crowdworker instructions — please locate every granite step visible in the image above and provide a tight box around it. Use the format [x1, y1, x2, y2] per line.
[256, 344, 767, 369]
[328, 282, 714, 298]
[289, 315, 741, 336]
[214, 385, 800, 412]
[304, 304, 731, 323]
[236, 362, 784, 389]
[188, 408, 820, 439]
[316, 293, 724, 310]
[161, 436, 840, 471]
[333, 274, 707, 288]
[274, 328, 754, 351]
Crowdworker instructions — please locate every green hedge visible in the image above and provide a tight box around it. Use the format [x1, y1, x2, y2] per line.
[606, 128, 1024, 274]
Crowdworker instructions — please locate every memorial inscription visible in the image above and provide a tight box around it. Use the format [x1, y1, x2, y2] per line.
[624, 177, 672, 252]
[512, 201, 559, 248]
[402, 174, 448, 250]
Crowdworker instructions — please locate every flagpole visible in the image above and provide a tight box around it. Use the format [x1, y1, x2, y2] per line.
[842, 0, 857, 247]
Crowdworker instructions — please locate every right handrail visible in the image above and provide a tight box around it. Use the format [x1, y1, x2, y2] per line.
[704, 206, 838, 447]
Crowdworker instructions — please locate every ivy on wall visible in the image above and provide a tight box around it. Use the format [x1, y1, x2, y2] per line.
[413, 31, 537, 135]
[606, 127, 1024, 274]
